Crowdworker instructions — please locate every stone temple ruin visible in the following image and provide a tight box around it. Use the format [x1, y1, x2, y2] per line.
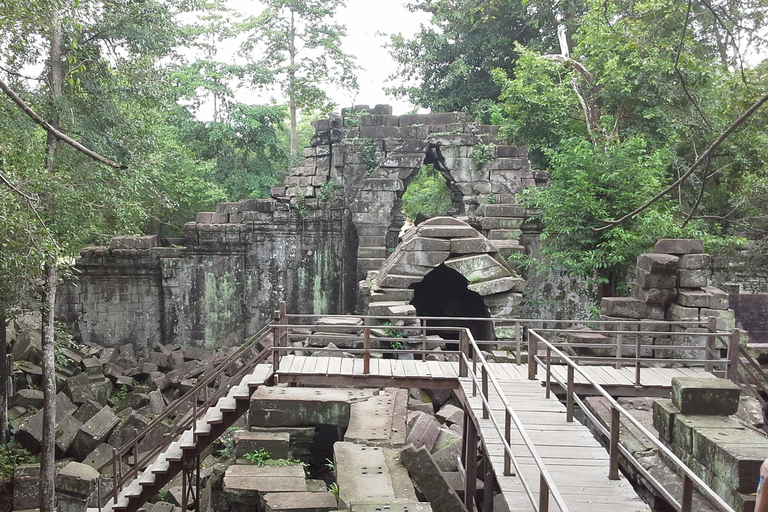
[56, 105, 546, 352]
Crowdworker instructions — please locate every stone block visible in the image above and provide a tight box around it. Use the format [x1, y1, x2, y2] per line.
[399, 445, 464, 512]
[637, 253, 680, 275]
[654, 239, 704, 254]
[487, 229, 523, 240]
[449, 237, 497, 254]
[223, 464, 307, 503]
[9, 389, 44, 409]
[444, 254, 511, 283]
[417, 225, 478, 239]
[479, 217, 524, 230]
[13, 464, 40, 510]
[702, 286, 729, 310]
[678, 269, 708, 288]
[11, 330, 42, 364]
[71, 406, 120, 459]
[249, 387, 372, 429]
[196, 212, 229, 224]
[672, 377, 740, 415]
[652, 399, 678, 442]
[601, 297, 664, 320]
[262, 492, 338, 512]
[691, 425, 766, 492]
[677, 289, 713, 308]
[631, 283, 677, 304]
[480, 203, 525, 217]
[468, 276, 525, 296]
[56, 461, 99, 505]
[312, 316, 363, 334]
[679, 253, 712, 270]
[666, 304, 699, 322]
[435, 404, 463, 427]
[405, 412, 441, 451]
[73, 399, 102, 424]
[635, 267, 677, 289]
[700, 308, 736, 332]
[56, 414, 83, 457]
[234, 431, 291, 459]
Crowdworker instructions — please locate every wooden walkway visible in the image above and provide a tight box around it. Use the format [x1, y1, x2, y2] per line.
[276, 355, 715, 512]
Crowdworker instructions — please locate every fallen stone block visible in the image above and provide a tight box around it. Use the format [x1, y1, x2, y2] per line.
[631, 283, 677, 304]
[700, 308, 736, 331]
[249, 387, 373, 429]
[108, 410, 150, 448]
[222, 464, 307, 503]
[234, 431, 291, 459]
[435, 404, 464, 427]
[671, 377, 740, 416]
[9, 389, 44, 410]
[702, 286, 729, 310]
[71, 406, 120, 459]
[13, 463, 40, 510]
[262, 491, 338, 512]
[691, 424, 767, 492]
[652, 399, 678, 442]
[677, 289, 713, 308]
[679, 253, 712, 270]
[56, 414, 83, 457]
[678, 269, 708, 288]
[313, 316, 364, 334]
[654, 238, 704, 254]
[11, 330, 42, 364]
[56, 461, 99, 512]
[73, 399, 102, 424]
[399, 445, 465, 512]
[601, 297, 664, 320]
[334, 442, 416, 508]
[405, 412, 441, 452]
[635, 267, 676, 289]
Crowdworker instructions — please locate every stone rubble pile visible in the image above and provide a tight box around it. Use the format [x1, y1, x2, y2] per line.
[570, 239, 736, 360]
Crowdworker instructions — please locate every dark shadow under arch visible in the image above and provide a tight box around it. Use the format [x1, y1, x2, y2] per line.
[409, 264, 494, 344]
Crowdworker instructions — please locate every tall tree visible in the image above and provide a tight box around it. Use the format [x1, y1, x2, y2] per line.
[239, 0, 358, 160]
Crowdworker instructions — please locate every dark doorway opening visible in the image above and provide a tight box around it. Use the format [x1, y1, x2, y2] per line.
[409, 264, 494, 345]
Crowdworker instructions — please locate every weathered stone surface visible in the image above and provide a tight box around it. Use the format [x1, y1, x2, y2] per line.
[667, 303, 700, 322]
[691, 425, 766, 492]
[700, 308, 736, 331]
[13, 464, 40, 510]
[56, 414, 83, 457]
[677, 289, 713, 308]
[679, 253, 712, 270]
[678, 269, 708, 288]
[449, 237, 497, 254]
[400, 236, 451, 252]
[56, 461, 99, 498]
[702, 286, 729, 310]
[196, 211, 229, 223]
[405, 412, 441, 451]
[671, 377, 740, 415]
[9, 389, 44, 409]
[262, 492, 338, 512]
[637, 253, 680, 275]
[431, 431, 462, 472]
[223, 464, 307, 503]
[631, 283, 677, 304]
[73, 399, 102, 424]
[234, 431, 291, 459]
[601, 297, 664, 320]
[467, 276, 525, 296]
[418, 225, 478, 239]
[444, 253, 511, 283]
[435, 404, 464, 426]
[11, 330, 42, 364]
[345, 389, 408, 448]
[108, 410, 151, 448]
[71, 406, 120, 459]
[399, 445, 464, 512]
[249, 387, 373, 428]
[313, 316, 363, 334]
[635, 267, 677, 289]
[654, 238, 704, 254]
[652, 399, 678, 442]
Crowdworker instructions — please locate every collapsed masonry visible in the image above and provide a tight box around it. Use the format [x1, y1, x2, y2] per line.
[56, 105, 545, 353]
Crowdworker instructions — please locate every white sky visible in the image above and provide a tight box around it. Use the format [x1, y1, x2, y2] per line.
[194, 0, 431, 120]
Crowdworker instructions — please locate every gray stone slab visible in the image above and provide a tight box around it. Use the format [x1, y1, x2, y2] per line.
[223, 464, 307, 503]
[444, 254, 511, 283]
[601, 297, 665, 320]
[468, 276, 525, 296]
[234, 431, 291, 459]
[654, 239, 704, 254]
[405, 412, 441, 452]
[399, 445, 464, 512]
[671, 377, 740, 415]
[335, 442, 395, 508]
[262, 492, 338, 512]
[635, 267, 676, 289]
[679, 253, 712, 270]
[631, 283, 677, 304]
[702, 286, 729, 310]
[678, 269, 708, 288]
[637, 253, 680, 274]
[677, 289, 713, 308]
[249, 387, 374, 428]
[71, 406, 120, 459]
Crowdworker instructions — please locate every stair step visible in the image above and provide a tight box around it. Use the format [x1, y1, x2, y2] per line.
[179, 429, 196, 449]
[194, 419, 212, 436]
[152, 454, 170, 474]
[123, 479, 144, 497]
[138, 460, 158, 486]
[165, 441, 183, 461]
[230, 384, 251, 400]
[206, 406, 224, 424]
[217, 396, 237, 412]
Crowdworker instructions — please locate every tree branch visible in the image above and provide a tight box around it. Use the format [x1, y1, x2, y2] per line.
[0, 170, 38, 203]
[593, 91, 768, 232]
[0, 77, 128, 170]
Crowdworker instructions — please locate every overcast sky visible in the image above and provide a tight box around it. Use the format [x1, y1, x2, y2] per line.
[199, 0, 431, 120]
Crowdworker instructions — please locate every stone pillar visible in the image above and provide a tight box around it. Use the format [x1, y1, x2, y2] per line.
[56, 461, 99, 512]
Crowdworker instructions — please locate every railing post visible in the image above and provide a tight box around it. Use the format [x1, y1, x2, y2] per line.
[515, 321, 522, 365]
[609, 406, 620, 480]
[682, 474, 693, 512]
[112, 445, 117, 501]
[473, 349, 478, 396]
[272, 324, 280, 371]
[482, 366, 489, 420]
[566, 365, 574, 422]
[504, 410, 511, 476]
[421, 318, 427, 362]
[464, 419, 478, 511]
[727, 329, 740, 384]
[539, 474, 550, 512]
[545, 347, 551, 399]
[527, 332, 538, 380]
[483, 457, 494, 512]
[705, 317, 717, 372]
[635, 334, 641, 386]
[615, 333, 623, 370]
[459, 330, 468, 378]
[363, 327, 370, 375]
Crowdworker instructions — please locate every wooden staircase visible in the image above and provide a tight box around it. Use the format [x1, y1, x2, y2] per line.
[102, 363, 273, 512]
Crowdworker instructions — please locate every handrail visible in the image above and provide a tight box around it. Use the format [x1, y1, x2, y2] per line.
[98, 320, 277, 507]
[459, 329, 570, 512]
[528, 329, 735, 512]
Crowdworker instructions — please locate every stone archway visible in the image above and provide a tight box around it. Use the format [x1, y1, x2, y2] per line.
[362, 217, 525, 339]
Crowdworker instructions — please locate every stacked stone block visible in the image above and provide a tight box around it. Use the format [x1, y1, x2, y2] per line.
[652, 378, 758, 512]
[599, 239, 736, 360]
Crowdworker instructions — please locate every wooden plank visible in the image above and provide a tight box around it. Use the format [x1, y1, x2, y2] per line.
[368, 358, 379, 376]
[402, 359, 419, 378]
[288, 355, 306, 374]
[327, 356, 342, 376]
[301, 357, 318, 375]
[314, 357, 330, 375]
[426, 360, 445, 378]
[353, 358, 364, 375]
[391, 359, 406, 377]
[415, 361, 432, 378]
[278, 354, 294, 373]
[378, 358, 392, 377]
[339, 358, 354, 376]
[439, 360, 458, 378]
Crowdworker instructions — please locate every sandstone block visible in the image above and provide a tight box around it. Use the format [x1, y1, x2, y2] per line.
[467, 276, 525, 296]
[601, 297, 664, 320]
[9, 389, 44, 409]
[677, 289, 713, 308]
[71, 406, 120, 459]
[196, 212, 229, 224]
[652, 399, 678, 442]
[399, 445, 465, 512]
[56, 461, 99, 498]
[56, 415, 83, 457]
[666, 304, 699, 322]
[700, 308, 736, 331]
[702, 286, 729, 310]
[672, 377, 740, 415]
[654, 239, 704, 254]
[449, 237, 497, 254]
[435, 404, 464, 426]
[13, 464, 40, 510]
[678, 269, 708, 288]
[679, 253, 712, 270]
[312, 316, 363, 334]
[635, 267, 676, 289]
[401, 236, 451, 252]
[631, 283, 677, 304]
[249, 387, 372, 429]
[444, 254, 511, 283]
[262, 492, 338, 512]
[479, 217, 523, 230]
[223, 464, 307, 503]
[417, 225, 478, 239]
[406, 412, 441, 452]
[234, 431, 291, 459]
[637, 253, 680, 275]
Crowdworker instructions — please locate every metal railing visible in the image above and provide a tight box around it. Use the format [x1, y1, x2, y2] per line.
[528, 329, 736, 512]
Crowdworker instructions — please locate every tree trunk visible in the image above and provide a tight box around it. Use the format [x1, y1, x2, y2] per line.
[46, 10, 62, 174]
[0, 312, 8, 445]
[40, 264, 57, 512]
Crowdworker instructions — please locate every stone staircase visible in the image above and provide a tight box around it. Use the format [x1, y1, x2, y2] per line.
[102, 364, 273, 512]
